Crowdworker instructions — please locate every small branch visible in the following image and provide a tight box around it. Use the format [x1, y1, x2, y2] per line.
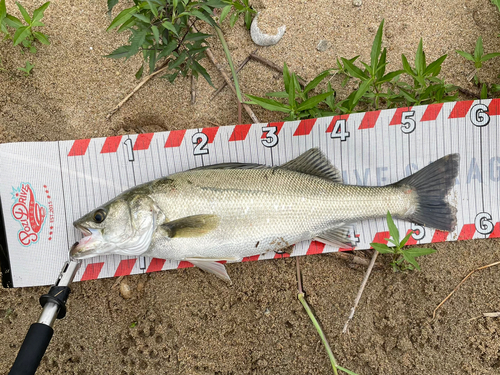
[431, 260, 500, 321]
[204, 47, 260, 123]
[249, 53, 307, 87]
[457, 86, 480, 99]
[191, 74, 196, 104]
[331, 251, 383, 269]
[106, 64, 169, 120]
[211, 51, 255, 100]
[342, 251, 378, 334]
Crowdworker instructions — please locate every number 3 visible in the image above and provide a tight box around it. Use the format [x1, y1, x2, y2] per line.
[261, 126, 279, 148]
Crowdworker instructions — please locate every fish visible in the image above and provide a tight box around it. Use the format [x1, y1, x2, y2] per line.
[70, 148, 459, 281]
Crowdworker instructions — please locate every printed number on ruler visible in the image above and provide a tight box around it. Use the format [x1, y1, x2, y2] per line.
[411, 223, 425, 241]
[470, 104, 490, 127]
[330, 119, 350, 141]
[475, 212, 494, 235]
[192, 132, 209, 155]
[401, 111, 416, 134]
[123, 138, 134, 161]
[262, 126, 279, 148]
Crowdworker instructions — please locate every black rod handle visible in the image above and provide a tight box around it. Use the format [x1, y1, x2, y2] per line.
[9, 323, 54, 375]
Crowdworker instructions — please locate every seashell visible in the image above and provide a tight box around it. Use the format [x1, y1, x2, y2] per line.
[250, 12, 286, 47]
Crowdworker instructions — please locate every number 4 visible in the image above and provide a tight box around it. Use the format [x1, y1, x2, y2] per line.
[330, 119, 350, 141]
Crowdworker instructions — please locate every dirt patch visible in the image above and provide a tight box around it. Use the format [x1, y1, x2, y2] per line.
[1, 0, 500, 374]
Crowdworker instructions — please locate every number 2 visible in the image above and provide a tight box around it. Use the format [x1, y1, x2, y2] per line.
[192, 132, 209, 155]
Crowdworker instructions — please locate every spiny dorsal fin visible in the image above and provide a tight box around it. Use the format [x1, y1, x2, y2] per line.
[279, 148, 342, 183]
[160, 214, 220, 238]
[189, 163, 266, 171]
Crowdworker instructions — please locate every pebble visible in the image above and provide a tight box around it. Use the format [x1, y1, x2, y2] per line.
[316, 40, 329, 52]
[353, 0, 362, 6]
[120, 280, 132, 299]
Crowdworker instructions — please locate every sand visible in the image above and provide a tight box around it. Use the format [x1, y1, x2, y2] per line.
[1, 0, 500, 374]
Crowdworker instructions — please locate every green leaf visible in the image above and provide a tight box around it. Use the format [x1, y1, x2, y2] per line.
[229, 12, 238, 27]
[481, 52, 500, 62]
[16, 2, 31, 24]
[168, 51, 187, 70]
[424, 55, 447, 76]
[192, 60, 213, 87]
[415, 39, 424, 76]
[456, 50, 474, 62]
[33, 31, 49, 45]
[386, 211, 399, 245]
[0, 0, 7, 26]
[296, 91, 333, 111]
[107, 7, 136, 32]
[304, 70, 331, 95]
[401, 54, 414, 76]
[352, 78, 373, 107]
[266, 91, 288, 98]
[404, 247, 436, 257]
[474, 36, 483, 62]
[481, 83, 488, 99]
[146, 0, 158, 17]
[402, 252, 420, 270]
[288, 73, 296, 109]
[244, 10, 252, 29]
[341, 57, 369, 80]
[219, 5, 231, 23]
[4, 14, 23, 28]
[245, 94, 291, 113]
[184, 32, 211, 42]
[129, 29, 147, 56]
[151, 25, 160, 44]
[148, 49, 156, 73]
[371, 20, 384, 71]
[105, 45, 132, 59]
[379, 69, 403, 84]
[370, 242, 393, 254]
[400, 231, 413, 247]
[31, 21, 45, 27]
[376, 48, 387, 79]
[13, 25, 31, 46]
[107, 0, 119, 14]
[283, 62, 290, 93]
[117, 16, 136, 32]
[132, 13, 150, 23]
[161, 21, 178, 36]
[157, 40, 177, 59]
[190, 9, 216, 27]
[32, 2, 50, 23]
[135, 64, 144, 79]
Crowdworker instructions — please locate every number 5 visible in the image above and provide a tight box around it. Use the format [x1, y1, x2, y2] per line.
[401, 111, 416, 134]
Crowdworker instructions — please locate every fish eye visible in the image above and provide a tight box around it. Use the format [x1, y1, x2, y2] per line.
[93, 209, 107, 223]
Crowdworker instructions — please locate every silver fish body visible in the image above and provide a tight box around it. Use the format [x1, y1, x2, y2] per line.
[71, 148, 459, 280]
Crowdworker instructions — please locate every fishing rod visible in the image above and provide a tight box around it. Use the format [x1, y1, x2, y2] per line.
[9, 258, 80, 375]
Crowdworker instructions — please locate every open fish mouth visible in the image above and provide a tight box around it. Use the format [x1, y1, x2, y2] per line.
[70, 227, 103, 259]
[75, 224, 92, 237]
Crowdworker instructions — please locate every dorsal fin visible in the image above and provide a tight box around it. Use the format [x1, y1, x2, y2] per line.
[279, 148, 342, 183]
[189, 163, 266, 171]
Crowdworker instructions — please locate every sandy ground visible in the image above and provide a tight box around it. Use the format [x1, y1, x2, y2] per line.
[1, 0, 500, 374]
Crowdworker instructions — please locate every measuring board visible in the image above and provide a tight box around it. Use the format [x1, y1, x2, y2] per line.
[1, 99, 499, 287]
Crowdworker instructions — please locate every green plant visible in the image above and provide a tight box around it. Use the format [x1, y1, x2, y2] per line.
[106, 0, 249, 84]
[370, 211, 436, 272]
[246, 63, 335, 120]
[0, 0, 50, 54]
[456, 36, 500, 85]
[17, 60, 33, 76]
[396, 39, 457, 106]
[219, 0, 255, 29]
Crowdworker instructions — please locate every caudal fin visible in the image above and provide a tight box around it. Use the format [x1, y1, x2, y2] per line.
[394, 154, 460, 231]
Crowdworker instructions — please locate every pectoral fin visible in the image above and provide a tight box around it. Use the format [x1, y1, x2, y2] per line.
[185, 258, 233, 282]
[160, 214, 220, 238]
[314, 225, 357, 248]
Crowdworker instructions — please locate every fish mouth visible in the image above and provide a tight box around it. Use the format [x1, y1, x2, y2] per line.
[70, 226, 102, 259]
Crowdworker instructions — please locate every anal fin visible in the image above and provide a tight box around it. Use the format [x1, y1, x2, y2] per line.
[185, 257, 237, 282]
[314, 225, 357, 248]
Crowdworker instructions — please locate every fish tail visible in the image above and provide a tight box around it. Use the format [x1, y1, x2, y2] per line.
[393, 154, 460, 231]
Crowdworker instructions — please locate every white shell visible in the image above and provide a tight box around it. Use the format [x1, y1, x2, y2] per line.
[250, 12, 286, 47]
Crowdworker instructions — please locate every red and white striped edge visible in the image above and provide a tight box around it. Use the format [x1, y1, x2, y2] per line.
[70, 99, 500, 280]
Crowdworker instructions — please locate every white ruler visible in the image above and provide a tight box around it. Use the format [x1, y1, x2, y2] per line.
[1, 99, 499, 287]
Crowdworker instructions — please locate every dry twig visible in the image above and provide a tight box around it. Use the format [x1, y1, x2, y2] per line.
[342, 251, 379, 334]
[191, 74, 196, 104]
[249, 53, 307, 87]
[432, 260, 500, 320]
[106, 64, 170, 120]
[204, 47, 260, 124]
[211, 50, 256, 100]
[331, 251, 383, 269]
